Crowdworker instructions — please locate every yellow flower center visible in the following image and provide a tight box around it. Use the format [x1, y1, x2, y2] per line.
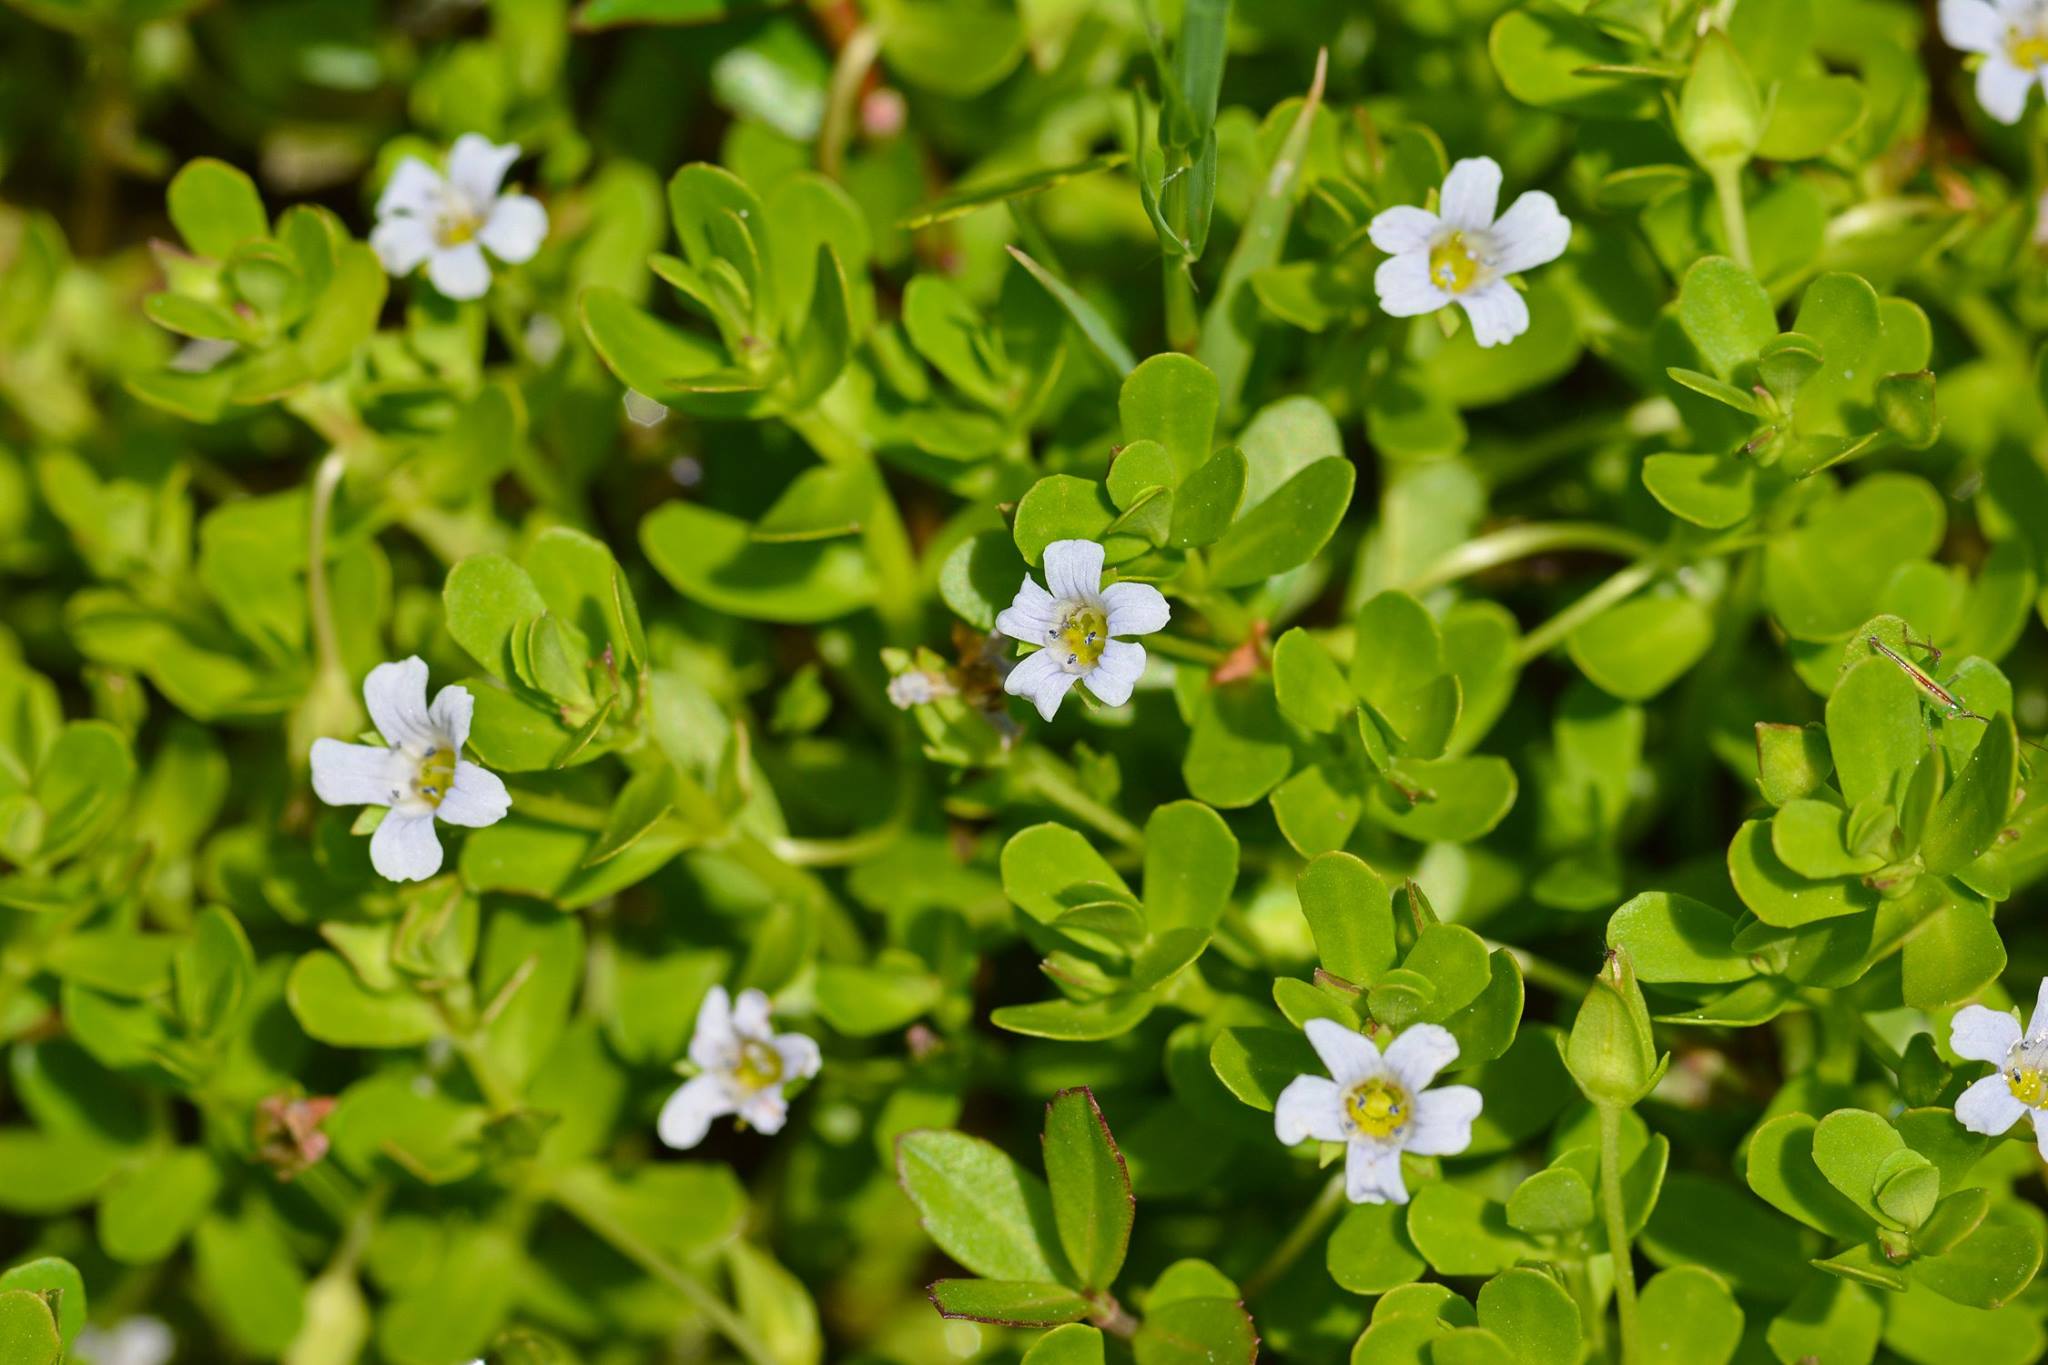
[2011, 31, 2048, 68]
[734, 1038, 785, 1091]
[436, 201, 483, 248]
[1059, 604, 1108, 671]
[1345, 1077, 1411, 1139]
[1429, 232, 1481, 294]
[2010, 1064, 2048, 1108]
[412, 746, 456, 809]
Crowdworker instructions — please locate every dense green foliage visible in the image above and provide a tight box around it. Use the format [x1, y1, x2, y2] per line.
[3, 0, 2048, 1361]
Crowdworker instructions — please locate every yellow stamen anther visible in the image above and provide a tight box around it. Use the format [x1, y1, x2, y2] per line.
[2011, 33, 2048, 68]
[2010, 1065, 2048, 1108]
[1345, 1077, 1411, 1140]
[413, 747, 456, 809]
[1429, 232, 1481, 295]
[734, 1039, 785, 1091]
[1059, 605, 1108, 670]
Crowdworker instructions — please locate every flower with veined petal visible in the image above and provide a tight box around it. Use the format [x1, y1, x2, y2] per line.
[994, 538, 1170, 722]
[1952, 977, 2048, 1158]
[658, 986, 822, 1149]
[371, 133, 548, 300]
[1942, 0, 2048, 126]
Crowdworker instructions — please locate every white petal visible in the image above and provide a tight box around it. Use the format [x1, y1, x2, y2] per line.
[1042, 539, 1105, 603]
[1305, 1017, 1384, 1089]
[1346, 1140, 1408, 1204]
[1457, 280, 1531, 349]
[2026, 977, 2048, 1041]
[1486, 191, 1572, 275]
[369, 810, 444, 882]
[364, 657, 434, 750]
[1275, 1075, 1349, 1145]
[1374, 252, 1452, 318]
[657, 1075, 733, 1150]
[1977, 56, 2035, 124]
[377, 158, 444, 220]
[738, 1087, 791, 1135]
[776, 1031, 822, 1081]
[1385, 1023, 1461, 1093]
[309, 739, 402, 809]
[1083, 640, 1146, 709]
[480, 193, 548, 265]
[435, 761, 509, 827]
[1941, 0, 2005, 51]
[1953, 1004, 2023, 1063]
[427, 242, 492, 301]
[370, 216, 436, 277]
[447, 133, 521, 208]
[1368, 205, 1442, 255]
[1403, 1084, 1482, 1157]
[690, 985, 736, 1068]
[1955, 1073, 2030, 1135]
[1102, 582, 1170, 637]
[2033, 1108, 2048, 1162]
[732, 987, 774, 1039]
[1439, 157, 1503, 233]
[428, 684, 475, 752]
[1004, 649, 1080, 722]
[995, 576, 1061, 646]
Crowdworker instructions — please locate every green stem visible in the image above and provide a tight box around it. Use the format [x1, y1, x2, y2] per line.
[1710, 162, 1751, 270]
[1242, 1171, 1346, 1300]
[1516, 559, 1659, 665]
[818, 24, 881, 182]
[1402, 523, 1656, 596]
[1492, 941, 1591, 998]
[1163, 258, 1199, 354]
[1016, 750, 1144, 850]
[1144, 633, 1231, 666]
[1598, 1104, 1641, 1365]
[550, 1178, 777, 1365]
[500, 787, 610, 831]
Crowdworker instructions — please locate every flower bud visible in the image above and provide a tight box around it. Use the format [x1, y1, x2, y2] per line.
[1677, 32, 1764, 173]
[1566, 947, 1665, 1108]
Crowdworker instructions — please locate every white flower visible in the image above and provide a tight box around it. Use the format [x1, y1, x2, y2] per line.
[658, 986, 821, 1150]
[309, 656, 511, 882]
[1367, 156, 1571, 348]
[994, 539, 1169, 722]
[74, 1318, 174, 1365]
[887, 669, 955, 709]
[1952, 978, 2048, 1158]
[370, 134, 548, 301]
[1274, 1019, 1483, 1204]
[1942, 0, 2048, 125]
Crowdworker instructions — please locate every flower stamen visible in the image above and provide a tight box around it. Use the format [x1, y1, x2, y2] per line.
[1345, 1077, 1411, 1140]
[733, 1038, 786, 1091]
[1429, 232, 1481, 294]
[411, 745, 456, 808]
[1056, 604, 1108, 672]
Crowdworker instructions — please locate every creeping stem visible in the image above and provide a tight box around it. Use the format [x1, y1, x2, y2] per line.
[1401, 522, 1656, 596]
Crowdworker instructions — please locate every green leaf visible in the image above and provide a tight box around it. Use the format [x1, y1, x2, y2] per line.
[1755, 722, 1833, 806]
[0, 1259, 82, 1358]
[1636, 1267, 1743, 1365]
[1273, 628, 1353, 734]
[1209, 1026, 1319, 1112]
[1476, 1267, 1581, 1365]
[1119, 354, 1218, 483]
[1641, 453, 1756, 530]
[896, 1130, 1070, 1284]
[1142, 801, 1238, 936]
[1675, 256, 1774, 379]
[1298, 852, 1396, 986]
[167, 158, 269, 259]
[1133, 1295, 1257, 1365]
[1023, 1324, 1106, 1365]
[1182, 680, 1294, 809]
[1765, 1277, 1881, 1365]
[1567, 594, 1713, 701]
[1743, 1112, 1873, 1240]
[1329, 1200, 1426, 1295]
[927, 1279, 1091, 1326]
[1606, 892, 1755, 984]
[444, 554, 549, 680]
[641, 501, 876, 624]
[0, 1290, 59, 1365]
[175, 906, 253, 1039]
[193, 1210, 306, 1353]
[1726, 819, 1875, 928]
[285, 951, 441, 1048]
[1912, 1202, 2046, 1310]
[1825, 657, 1925, 811]
[1367, 756, 1518, 844]
[98, 1147, 220, 1264]
[1206, 457, 1354, 588]
[1505, 1168, 1593, 1236]
[1042, 1088, 1133, 1292]
[1170, 447, 1246, 548]
[1922, 712, 2016, 876]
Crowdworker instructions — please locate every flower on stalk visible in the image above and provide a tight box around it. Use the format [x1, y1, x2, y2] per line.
[994, 538, 1169, 722]
[1952, 978, 2048, 1157]
[1941, 0, 2048, 125]
[309, 656, 511, 882]
[370, 134, 548, 300]
[1367, 156, 1570, 348]
[658, 985, 821, 1150]
[1274, 1019, 1483, 1204]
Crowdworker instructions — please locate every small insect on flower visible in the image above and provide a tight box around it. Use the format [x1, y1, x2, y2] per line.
[1367, 155, 1572, 348]
[1953, 978, 2048, 1158]
[658, 986, 822, 1150]
[1941, 0, 2048, 125]
[995, 538, 1170, 722]
[309, 656, 511, 882]
[370, 133, 548, 301]
[1274, 1018, 1483, 1204]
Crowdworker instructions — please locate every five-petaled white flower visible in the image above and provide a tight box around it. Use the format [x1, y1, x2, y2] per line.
[995, 539, 1169, 722]
[74, 1317, 174, 1365]
[658, 986, 821, 1149]
[1368, 156, 1571, 348]
[309, 657, 511, 883]
[1951, 978, 2048, 1158]
[1275, 1019, 1483, 1204]
[371, 134, 548, 301]
[1941, 0, 2048, 125]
